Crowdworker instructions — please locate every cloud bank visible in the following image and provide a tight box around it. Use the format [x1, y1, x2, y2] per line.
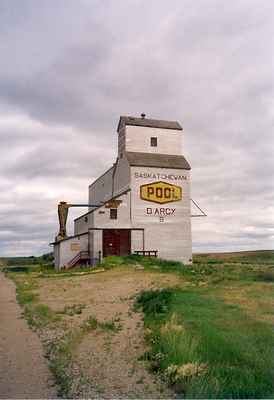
[0, 0, 273, 255]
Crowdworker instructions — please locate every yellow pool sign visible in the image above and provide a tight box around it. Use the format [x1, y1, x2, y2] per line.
[140, 181, 182, 204]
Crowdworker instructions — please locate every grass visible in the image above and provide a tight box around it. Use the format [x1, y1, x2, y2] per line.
[4, 250, 274, 398]
[24, 304, 61, 328]
[12, 276, 39, 305]
[195, 250, 274, 265]
[0, 252, 54, 267]
[82, 315, 122, 333]
[59, 303, 86, 316]
[133, 251, 274, 399]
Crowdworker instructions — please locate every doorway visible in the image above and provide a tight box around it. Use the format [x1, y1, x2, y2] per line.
[103, 229, 131, 257]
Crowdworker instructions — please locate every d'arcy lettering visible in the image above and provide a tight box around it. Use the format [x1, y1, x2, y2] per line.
[146, 207, 176, 216]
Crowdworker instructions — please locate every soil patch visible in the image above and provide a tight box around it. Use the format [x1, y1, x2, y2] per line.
[38, 268, 180, 397]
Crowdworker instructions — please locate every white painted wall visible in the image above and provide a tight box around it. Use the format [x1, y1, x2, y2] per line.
[89, 229, 102, 262]
[54, 244, 59, 269]
[125, 126, 182, 155]
[92, 191, 131, 229]
[130, 166, 192, 264]
[131, 230, 144, 253]
[55, 234, 88, 270]
[74, 214, 88, 235]
[88, 166, 114, 207]
[113, 156, 130, 197]
[74, 211, 95, 235]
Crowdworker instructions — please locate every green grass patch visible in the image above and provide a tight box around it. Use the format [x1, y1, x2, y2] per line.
[82, 315, 122, 333]
[0, 252, 54, 266]
[195, 250, 274, 265]
[255, 270, 274, 282]
[14, 278, 39, 305]
[99, 319, 122, 332]
[135, 287, 274, 398]
[7, 273, 62, 329]
[102, 254, 274, 286]
[102, 254, 183, 271]
[24, 304, 61, 328]
[40, 266, 105, 278]
[47, 331, 76, 397]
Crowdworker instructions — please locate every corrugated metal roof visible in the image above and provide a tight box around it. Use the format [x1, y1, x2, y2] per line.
[117, 116, 183, 132]
[125, 152, 191, 170]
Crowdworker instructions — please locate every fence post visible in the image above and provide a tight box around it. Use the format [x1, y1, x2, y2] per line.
[98, 250, 102, 264]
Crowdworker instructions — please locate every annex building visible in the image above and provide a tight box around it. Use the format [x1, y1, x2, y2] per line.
[53, 115, 192, 269]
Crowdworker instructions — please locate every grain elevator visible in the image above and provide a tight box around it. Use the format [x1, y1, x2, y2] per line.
[52, 114, 192, 269]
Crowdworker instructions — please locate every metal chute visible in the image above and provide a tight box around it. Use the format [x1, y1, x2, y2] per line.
[55, 201, 102, 242]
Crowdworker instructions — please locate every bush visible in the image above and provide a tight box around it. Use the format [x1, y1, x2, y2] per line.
[135, 288, 173, 318]
[255, 271, 274, 282]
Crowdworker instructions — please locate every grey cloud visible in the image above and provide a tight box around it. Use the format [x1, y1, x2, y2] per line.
[0, 0, 274, 255]
[2, 139, 115, 180]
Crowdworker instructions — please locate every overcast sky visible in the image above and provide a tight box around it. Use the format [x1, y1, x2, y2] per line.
[0, 0, 273, 256]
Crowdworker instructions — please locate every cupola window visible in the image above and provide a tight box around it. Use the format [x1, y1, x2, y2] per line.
[150, 137, 158, 147]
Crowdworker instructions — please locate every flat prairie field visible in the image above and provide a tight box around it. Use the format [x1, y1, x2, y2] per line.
[4, 250, 274, 399]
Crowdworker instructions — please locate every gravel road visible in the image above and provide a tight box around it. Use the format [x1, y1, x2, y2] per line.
[0, 272, 56, 399]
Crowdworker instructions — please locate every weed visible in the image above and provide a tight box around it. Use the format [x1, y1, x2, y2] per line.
[24, 304, 61, 328]
[100, 320, 122, 332]
[136, 376, 145, 384]
[47, 332, 76, 397]
[82, 316, 98, 332]
[59, 304, 86, 316]
[14, 278, 39, 305]
[81, 315, 122, 333]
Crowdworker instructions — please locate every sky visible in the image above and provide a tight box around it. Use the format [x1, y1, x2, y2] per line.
[0, 0, 273, 256]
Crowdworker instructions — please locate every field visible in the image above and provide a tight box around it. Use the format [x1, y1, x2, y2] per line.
[3, 250, 274, 398]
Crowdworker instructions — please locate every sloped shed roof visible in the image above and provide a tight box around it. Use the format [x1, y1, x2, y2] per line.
[125, 152, 191, 170]
[117, 116, 183, 132]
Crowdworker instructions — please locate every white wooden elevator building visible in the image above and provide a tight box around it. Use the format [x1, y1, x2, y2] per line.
[53, 115, 192, 269]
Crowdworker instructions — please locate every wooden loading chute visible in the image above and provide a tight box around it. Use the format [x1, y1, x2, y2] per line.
[56, 201, 102, 242]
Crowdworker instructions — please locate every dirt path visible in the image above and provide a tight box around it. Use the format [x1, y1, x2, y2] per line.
[0, 273, 56, 399]
[39, 268, 179, 398]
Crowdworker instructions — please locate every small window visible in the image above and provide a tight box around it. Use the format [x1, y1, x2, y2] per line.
[150, 137, 157, 147]
[84, 216, 88, 223]
[110, 208, 117, 219]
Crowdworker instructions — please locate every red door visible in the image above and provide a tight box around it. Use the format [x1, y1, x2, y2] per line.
[103, 230, 131, 257]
